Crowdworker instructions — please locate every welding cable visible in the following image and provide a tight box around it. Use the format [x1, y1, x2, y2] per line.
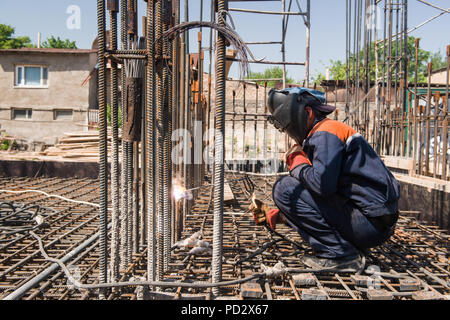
[263, 225, 303, 250]
[30, 229, 265, 289]
[0, 189, 111, 211]
[0, 202, 53, 236]
[29, 229, 371, 290]
[231, 239, 283, 265]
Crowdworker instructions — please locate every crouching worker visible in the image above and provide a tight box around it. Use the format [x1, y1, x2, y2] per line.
[250, 88, 400, 271]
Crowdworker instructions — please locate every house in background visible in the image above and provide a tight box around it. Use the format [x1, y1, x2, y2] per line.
[0, 48, 98, 144]
[429, 67, 450, 85]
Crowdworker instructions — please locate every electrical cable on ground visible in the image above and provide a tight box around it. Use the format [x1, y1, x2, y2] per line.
[0, 189, 111, 210]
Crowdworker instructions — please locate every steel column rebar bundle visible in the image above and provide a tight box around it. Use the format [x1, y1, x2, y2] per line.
[94, 0, 314, 298]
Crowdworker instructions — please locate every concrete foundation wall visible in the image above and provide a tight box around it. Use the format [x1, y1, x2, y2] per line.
[0, 51, 97, 144]
[395, 174, 449, 231]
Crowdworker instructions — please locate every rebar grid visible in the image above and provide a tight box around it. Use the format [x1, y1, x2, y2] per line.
[0, 175, 448, 300]
[119, 173, 449, 300]
[0, 177, 104, 300]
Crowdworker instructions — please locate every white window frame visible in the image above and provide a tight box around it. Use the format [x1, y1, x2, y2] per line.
[53, 109, 74, 121]
[11, 108, 33, 120]
[14, 65, 49, 88]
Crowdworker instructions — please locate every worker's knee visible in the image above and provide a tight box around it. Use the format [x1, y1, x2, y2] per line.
[272, 175, 304, 209]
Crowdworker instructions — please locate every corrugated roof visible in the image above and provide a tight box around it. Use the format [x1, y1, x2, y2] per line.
[0, 48, 97, 54]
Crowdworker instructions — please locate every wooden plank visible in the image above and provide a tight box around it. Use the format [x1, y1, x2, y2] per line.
[224, 183, 235, 203]
[382, 156, 414, 175]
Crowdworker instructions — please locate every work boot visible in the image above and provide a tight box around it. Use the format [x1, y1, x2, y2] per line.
[303, 254, 363, 272]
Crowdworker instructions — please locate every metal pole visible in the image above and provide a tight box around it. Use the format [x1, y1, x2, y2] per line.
[305, 0, 310, 88]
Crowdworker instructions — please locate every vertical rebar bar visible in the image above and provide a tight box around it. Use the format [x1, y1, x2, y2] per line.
[127, 141, 133, 262]
[145, 0, 156, 283]
[253, 84, 258, 173]
[414, 38, 420, 175]
[96, 0, 108, 297]
[212, 0, 226, 297]
[109, 1, 120, 283]
[133, 141, 139, 254]
[163, 1, 173, 270]
[155, 0, 164, 285]
[443, 45, 449, 180]
[120, 0, 129, 271]
[425, 62, 432, 175]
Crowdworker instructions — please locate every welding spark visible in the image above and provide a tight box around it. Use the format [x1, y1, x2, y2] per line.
[172, 182, 193, 201]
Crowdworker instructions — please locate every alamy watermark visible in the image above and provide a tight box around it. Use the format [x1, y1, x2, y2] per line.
[66, 5, 81, 30]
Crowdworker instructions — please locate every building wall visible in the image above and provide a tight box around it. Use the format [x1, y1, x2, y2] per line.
[430, 70, 449, 85]
[0, 51, 97, 144]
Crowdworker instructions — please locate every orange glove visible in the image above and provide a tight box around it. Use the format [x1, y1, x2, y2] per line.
[282, 144, 311, 170]
[266, 208, 282, 230]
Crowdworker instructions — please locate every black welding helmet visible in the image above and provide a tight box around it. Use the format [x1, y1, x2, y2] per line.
[267, 87, 335, 144]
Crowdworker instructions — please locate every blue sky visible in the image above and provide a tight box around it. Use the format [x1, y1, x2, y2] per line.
[1, 0, 449, 81]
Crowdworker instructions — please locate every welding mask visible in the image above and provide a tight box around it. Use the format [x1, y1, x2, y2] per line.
[267, 87, 335, 144]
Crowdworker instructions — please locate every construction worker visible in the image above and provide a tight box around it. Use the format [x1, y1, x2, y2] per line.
[250, 87, 400, 271]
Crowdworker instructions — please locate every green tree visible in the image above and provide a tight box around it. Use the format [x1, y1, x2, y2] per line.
[315, 36, 445, 84]
[0, 24, 32, 49]
[429, 51, 446, 70]
[246, 66, 294, 87]
[41, 36, 77, 49]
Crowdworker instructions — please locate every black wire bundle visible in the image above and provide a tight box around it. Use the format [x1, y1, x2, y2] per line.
[160, 20, 256, 79]
[0, 202, 54, 242]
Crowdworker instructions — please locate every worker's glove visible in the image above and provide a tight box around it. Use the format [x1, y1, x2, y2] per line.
[249, 195, 285, 230]
[248, 197, 269, 226]
[282, 144, 311, 170]
[266, 208, 282, 231]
